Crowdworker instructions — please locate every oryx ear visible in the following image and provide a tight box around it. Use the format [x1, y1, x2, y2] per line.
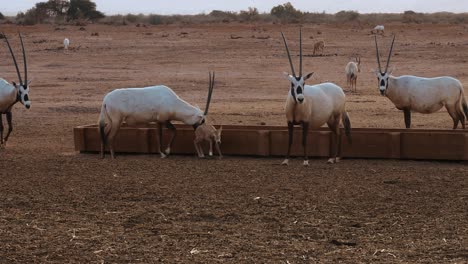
[218, 125, 223, 134]
[304, 72, 314, 80]
[387, 66, 395, 75]
[12, 81, 17, 87]
[283, 72, 295, 82]
[27, 79, 33, 86]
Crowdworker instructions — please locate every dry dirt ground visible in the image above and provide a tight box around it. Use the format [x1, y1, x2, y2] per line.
[0, 23, 467, 263]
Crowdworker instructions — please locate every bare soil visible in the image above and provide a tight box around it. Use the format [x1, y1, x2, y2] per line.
[0, 23, 467, 263]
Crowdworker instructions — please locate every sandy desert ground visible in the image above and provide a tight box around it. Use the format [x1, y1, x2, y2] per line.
[0, 23, 467, 263]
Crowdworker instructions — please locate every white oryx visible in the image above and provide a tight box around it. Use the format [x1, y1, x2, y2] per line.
[98, 73, 215, 159]
[0, 33, 31, 147]
[373, 36, 468, 129]
[345, 56, 361, 92]
[63, 38, 70, 50]
[280, 29, 351, 165]
[373, 25, 384, 35]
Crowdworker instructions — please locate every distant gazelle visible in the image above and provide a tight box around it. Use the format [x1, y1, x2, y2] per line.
[0, 33, 31, 147]
[374, 36, 468, 129]
[313, 40, 324, 55]
[280, 29, 351, 165]
[193, 72, 223, 159]
[98, 74, 215, 159]
[345, 56, 361, 92]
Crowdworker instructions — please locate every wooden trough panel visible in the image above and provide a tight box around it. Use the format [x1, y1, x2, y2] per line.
[74, 124, 468, 160]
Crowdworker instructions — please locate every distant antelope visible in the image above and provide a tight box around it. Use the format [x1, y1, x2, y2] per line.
[313, 40, 324, 55]
[280, 29, 351, 165]
[373, 25, 384, 35]
[98, 73, 215, 159]
[0, 33, 31, 147]
[345, 56, 361, 92]
[63, 38, 69, 50]
[373, 36, 468, 129]
[193, 72, 223, 159]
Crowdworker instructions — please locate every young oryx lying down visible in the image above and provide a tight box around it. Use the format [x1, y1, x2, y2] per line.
[281, 29, 351, 165]
[98, 73, 215, 159]
[193, 72, 223, 159]
[374, 36, 468, 129]
[0, 33, 31, 147]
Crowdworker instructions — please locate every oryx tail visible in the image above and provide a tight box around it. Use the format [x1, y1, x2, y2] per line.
[98, 104, 111, 155]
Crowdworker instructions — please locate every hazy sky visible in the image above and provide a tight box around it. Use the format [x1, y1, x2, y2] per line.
[3, 0, 468, 15]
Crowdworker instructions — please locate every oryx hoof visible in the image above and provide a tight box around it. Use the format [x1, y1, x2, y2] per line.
[160, 153, 167, 159]
[209, 151, 213, 157]
[199, 156, 206, 159]
[281, 159, 289, 166]
[335, 157, 341, 163]
[218, 155, 223, 160]
[327, 158, 336, 164]
[303, 160, 310, 167]
[165, 148, 171, 155]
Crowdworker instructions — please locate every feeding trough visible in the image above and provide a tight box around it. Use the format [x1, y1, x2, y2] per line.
[74, 124, 468, 161]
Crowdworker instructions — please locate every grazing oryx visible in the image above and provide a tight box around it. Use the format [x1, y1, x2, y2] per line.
[374, 36, 468, 129]
[0, 33, 31, 147]
[313, 40, 324, 55]
[280, 29, 351, 165]
[345, 56, 361, 92]
[98, 74, 215, 159]
[63, 38, 69, 50]
[193, 72, 223, 159]
[373, 25, 384, 35]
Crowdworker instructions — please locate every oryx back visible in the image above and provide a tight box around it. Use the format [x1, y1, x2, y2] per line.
[0, 79, 17, 113]
[388, 75, 463, 113]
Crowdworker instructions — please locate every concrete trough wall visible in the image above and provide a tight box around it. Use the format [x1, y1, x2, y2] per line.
[74, 124, 468, 160]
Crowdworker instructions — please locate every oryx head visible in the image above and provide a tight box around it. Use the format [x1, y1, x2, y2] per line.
[213, 126, 222, 144]
[356, 56, 361, 73]
[373, 35, 395, 96]
[3, 33, 31, 109]
[281, 28, 313, 104]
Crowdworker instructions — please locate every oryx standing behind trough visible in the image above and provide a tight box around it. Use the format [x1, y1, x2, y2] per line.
[345, 56, 361, 92]
[0, 33, 31, 147]
[373, 36, 468, 129]
[98, 73, 215, 159]
[280, 29, 351, 165]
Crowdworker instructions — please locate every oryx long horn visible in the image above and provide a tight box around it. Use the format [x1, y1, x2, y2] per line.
[385, 35, 396, 73]
[374, 36, 382, 73]
[19, 33, 27, 85]
[299, 27, 302, 77]
[2, 32, 23, 85]
[204, 71, 215, 116]
[280, 32, 296, 76]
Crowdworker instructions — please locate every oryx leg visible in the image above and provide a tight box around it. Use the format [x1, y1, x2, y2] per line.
[327, 115, 341, 164]
[301, 121, 309, 166]
[446, 105, 460, 129]
[193, 140, 204, 158]
[107, 120, 121, 159]
[209, 140, 213, 156]
[403, 108, 411, 129]
[282, 121, 294, 165]
[215, 141, 223, 159]
[0, 114, 3, 146]
[4, 112, 13, 145]
[165, 121, 176, 155]
[157, 122, 167, 158]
